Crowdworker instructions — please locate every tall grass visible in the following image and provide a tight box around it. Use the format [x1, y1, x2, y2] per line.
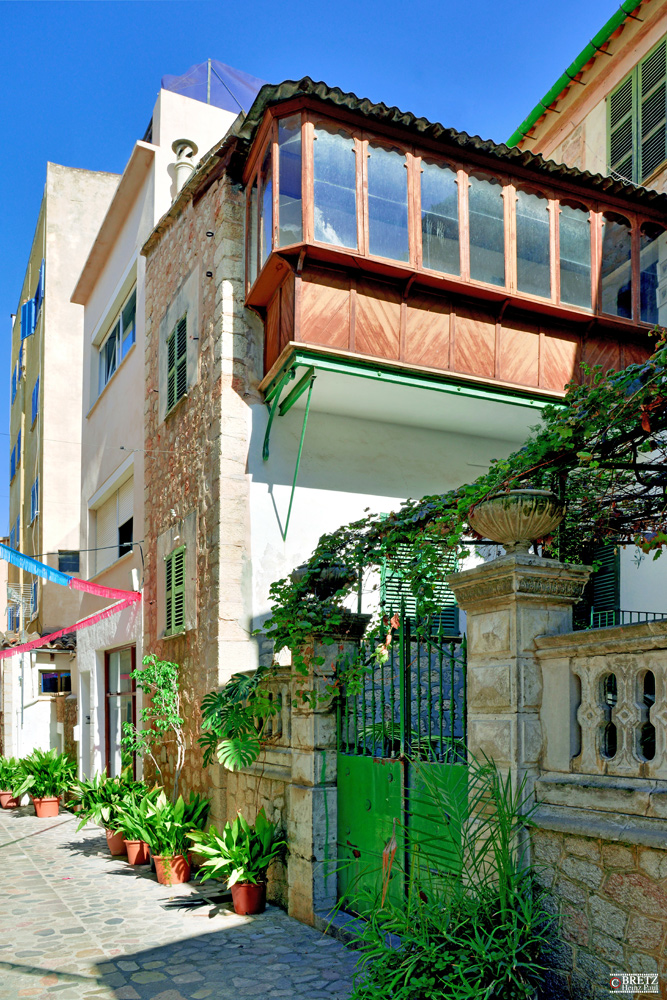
[345, 757, 553, 1000]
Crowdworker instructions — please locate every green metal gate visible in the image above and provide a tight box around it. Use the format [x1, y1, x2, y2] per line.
[336, 614, 467, 912]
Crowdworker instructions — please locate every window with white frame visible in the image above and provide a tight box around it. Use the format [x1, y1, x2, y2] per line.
[94, 476, 133, 574]
[30, 476, 39, 523]
[98, 288, 136, 395]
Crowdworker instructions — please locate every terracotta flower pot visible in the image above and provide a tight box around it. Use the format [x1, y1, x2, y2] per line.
[153, 853, 191, 885]
[33, 796, 60, 818]
[105, 828, 126, 856]
[468, 489, 564, 554]
[0, 791, 19, 809]
[125, 839, 150, 865]
[230, 881, 266, 915]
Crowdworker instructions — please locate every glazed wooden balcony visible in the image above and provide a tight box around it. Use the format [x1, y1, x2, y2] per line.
[243, 96, 666, 394]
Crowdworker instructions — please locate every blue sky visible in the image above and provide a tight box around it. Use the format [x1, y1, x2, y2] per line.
[0, 0, 621, 534]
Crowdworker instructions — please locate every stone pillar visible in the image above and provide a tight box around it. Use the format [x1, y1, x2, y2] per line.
[287, 639, 352, 925]
[448, 554, 590, 798]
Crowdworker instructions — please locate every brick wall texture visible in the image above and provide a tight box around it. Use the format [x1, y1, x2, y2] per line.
[533, 828, 667, 999]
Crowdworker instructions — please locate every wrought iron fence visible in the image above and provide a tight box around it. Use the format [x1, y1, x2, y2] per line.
[337, 614, 467, 765]
[591, 608, 667, 629]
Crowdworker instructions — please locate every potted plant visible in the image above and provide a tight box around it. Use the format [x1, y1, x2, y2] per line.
[70, 771, 144, 854]
[188, 807, 286, 915]
[16, 748, 76, 817]
[0, 756, 23, 808]
[115, 787, 162, 865]
[143, 791, 210, 885]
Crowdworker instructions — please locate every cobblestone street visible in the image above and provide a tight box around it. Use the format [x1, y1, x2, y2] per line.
[0, 808, 356, 1000]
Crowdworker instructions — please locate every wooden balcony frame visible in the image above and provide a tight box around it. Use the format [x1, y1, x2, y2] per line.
[243, 99, 667, 336]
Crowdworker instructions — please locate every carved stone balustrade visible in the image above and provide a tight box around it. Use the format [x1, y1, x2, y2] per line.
[536, 620, 667, 782]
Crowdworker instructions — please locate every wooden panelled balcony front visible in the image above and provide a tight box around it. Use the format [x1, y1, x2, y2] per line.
[241, 83, 667, 394]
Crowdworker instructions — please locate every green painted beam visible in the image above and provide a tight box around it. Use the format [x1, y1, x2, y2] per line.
[263, 348, 560, 411]
[507, 0, 643, 148]
[278, 366, 315, 415]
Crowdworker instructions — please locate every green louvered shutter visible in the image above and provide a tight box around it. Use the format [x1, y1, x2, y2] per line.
[381, 542, 459, 633]
[609, 75, 635, 182]
[639, 40, 667, 182]
[165, 546, 186, 635]
[592, 544, 620, 612]
[166, 315, 187, 412]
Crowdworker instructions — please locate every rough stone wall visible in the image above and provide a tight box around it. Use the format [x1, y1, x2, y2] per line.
[143, 168, 262, 823]
[534, 828, 667, 999]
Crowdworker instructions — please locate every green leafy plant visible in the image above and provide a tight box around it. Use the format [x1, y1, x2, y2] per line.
[141, 791, 210, 858]
[199, 337, 667, 779]
[187, 807, 286, 886]
[199, 667, 280, 772]
[121, 654, 186, 801]
[344, 757, 553, 1000]
[0, 756, 23, 796]
[114, 786, 162, 842]
[16, 749, 76, 800]
[69, 771, 145, 831]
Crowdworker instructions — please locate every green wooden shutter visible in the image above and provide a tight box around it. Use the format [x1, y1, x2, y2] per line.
[165, 546, 186, 635]
[592, 544, 620, 612]
[166, 316, 187, 412]
[381, 542, 459, 632]
[639, 40, 667, 182]
[609, 75, 636, 182]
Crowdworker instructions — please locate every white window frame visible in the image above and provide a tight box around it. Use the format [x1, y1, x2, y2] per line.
[98, 286, 137, 395]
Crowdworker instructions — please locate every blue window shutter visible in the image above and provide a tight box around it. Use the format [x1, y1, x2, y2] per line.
[10, 447, 16, 481]
[10, 527, 15, 550]
[20, 299, 35, 339]
[32, 377, 39, 423]
[11, 366, 17, 403]
[35, 260, 45, 312]
[17, 431, 21, 465]
[19, 341, 23, 376]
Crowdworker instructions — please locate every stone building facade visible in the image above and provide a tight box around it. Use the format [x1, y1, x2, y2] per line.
[142, 144, 264, 822]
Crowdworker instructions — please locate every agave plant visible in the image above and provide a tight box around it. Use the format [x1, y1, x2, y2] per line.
[187, 807, 286, 886]
[15, 749, 76, 799]
[0, 756, 23, 796]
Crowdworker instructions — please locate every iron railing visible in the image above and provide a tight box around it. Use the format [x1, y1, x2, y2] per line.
[337, 614, 467, 765]
[591, 608, 667, 629]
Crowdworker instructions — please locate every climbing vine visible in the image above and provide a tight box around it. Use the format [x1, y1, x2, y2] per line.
[200, 331, 667, 771]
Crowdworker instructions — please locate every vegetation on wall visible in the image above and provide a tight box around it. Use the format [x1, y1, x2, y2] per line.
[122, 654, 187, 802]
[346, 757, 554, 1000]
[200, 333, 667, 771]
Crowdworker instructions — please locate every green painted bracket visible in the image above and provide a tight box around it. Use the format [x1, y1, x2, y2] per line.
[279, 366, 315, 416]
[262, 369, 294, 461]
[281, 375, 315, 540]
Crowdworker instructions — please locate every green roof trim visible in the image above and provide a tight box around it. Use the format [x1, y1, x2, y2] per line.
[507, 0, 644, 148]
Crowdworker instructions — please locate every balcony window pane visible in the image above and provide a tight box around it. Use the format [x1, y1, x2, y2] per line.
[516, 189, 550, 298]
[640, 222, 667, 325]
[259, 148, 273, 268]
[601, 212, 632, 318]
[421, 161, 459, 275]
[313, 126, 357, 249]
[469, 173, 504, 286]
[278, 115, 302, 246]
[368, 145, 409, 261]
[560, 202, 591, 308]
[121, 290, 136, 359]
[248, 179, 258, 286]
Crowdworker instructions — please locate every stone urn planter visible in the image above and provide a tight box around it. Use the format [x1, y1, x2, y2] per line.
[290, 562, 357, 600]
[468, 489, 564, 553]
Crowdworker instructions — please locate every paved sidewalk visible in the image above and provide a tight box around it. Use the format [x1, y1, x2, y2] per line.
[0, 807, 356, 1000]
